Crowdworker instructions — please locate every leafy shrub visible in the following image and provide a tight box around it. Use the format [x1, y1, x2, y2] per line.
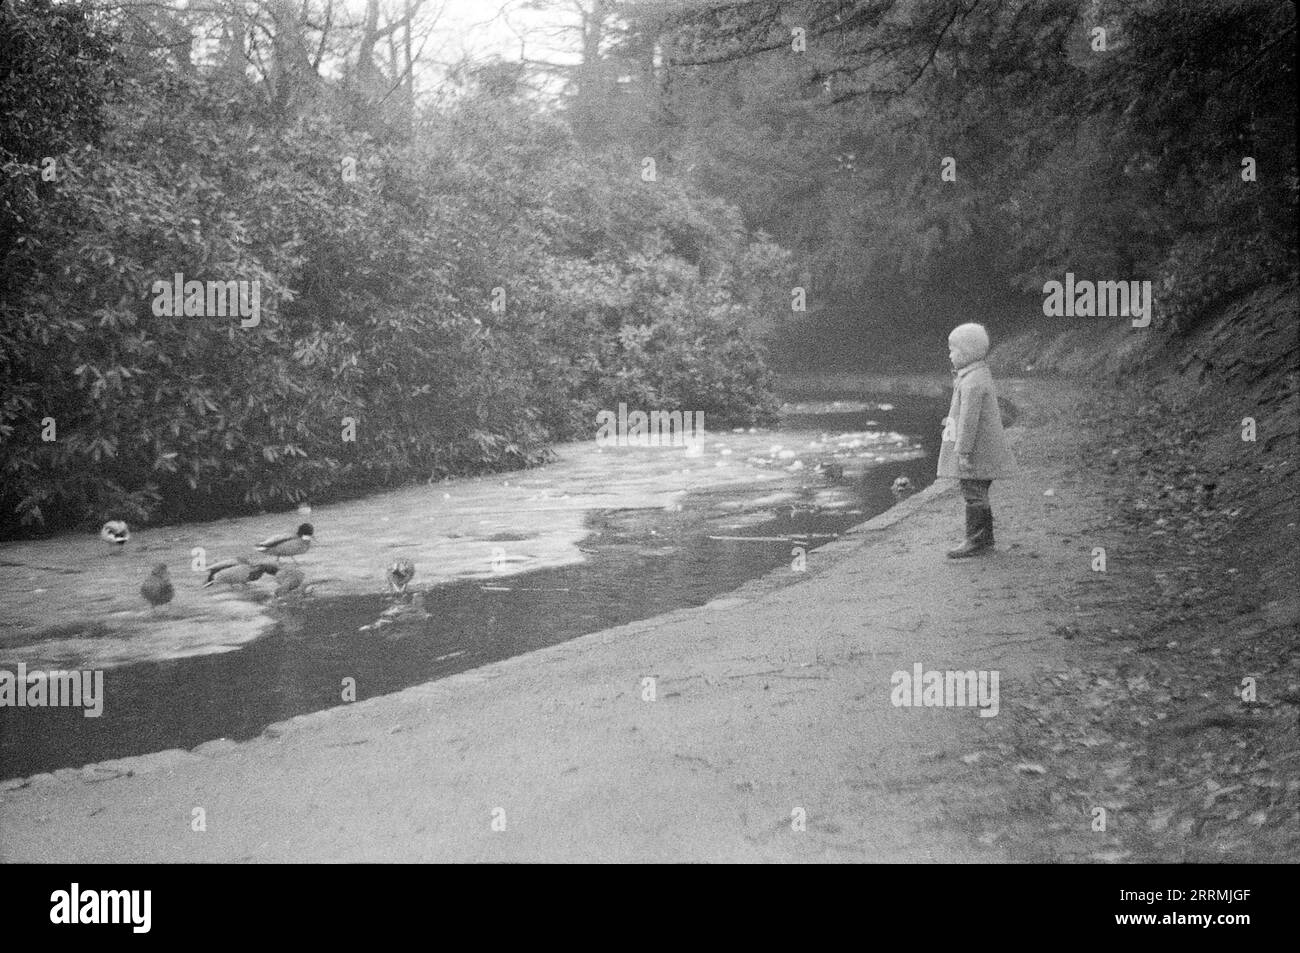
[0, 11, 785, 536]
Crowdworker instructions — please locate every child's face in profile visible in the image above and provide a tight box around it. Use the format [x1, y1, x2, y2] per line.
[948, 338, 967, 368]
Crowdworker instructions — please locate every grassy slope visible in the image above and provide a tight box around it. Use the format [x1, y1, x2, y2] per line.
[989, 283, 1299, 860]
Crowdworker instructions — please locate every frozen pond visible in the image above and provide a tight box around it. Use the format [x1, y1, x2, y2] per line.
[0, 389, 943, 779]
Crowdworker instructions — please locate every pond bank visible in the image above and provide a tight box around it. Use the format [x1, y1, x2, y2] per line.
[8, 366, 1290, 862]
[1, 376, 1071, 862]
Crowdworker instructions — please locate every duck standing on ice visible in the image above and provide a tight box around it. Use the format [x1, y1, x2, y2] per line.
[140, 563, 174, 610]
[274, 565, 306, 598]
[256, 523, 313, 562]
[387, 559, 416, 594]
[100, 520, 130, 553]
[204, 557, 278, 588]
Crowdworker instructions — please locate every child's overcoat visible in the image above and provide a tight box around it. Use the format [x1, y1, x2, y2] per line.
[936, 360, 1017, 479]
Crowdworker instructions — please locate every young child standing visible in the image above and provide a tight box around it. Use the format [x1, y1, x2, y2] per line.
[937, 323, 1016, 558]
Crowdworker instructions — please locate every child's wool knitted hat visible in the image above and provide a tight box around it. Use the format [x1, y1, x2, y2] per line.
[948, 323, 990, 361]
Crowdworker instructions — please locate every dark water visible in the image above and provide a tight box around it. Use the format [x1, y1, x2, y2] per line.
[0, 392, 943, 780]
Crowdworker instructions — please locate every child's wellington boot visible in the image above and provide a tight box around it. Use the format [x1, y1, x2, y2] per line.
[947, 504, 993, 558]
[947, 503, 980, 558]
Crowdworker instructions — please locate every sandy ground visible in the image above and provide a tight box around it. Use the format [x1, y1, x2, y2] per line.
[0, 377, 1123, 862]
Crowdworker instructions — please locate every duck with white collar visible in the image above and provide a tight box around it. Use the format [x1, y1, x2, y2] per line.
[256, 522, 313, 562]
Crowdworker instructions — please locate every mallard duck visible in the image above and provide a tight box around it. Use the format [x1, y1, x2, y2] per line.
[256, 522, 313, 561]
[140, 563, 174, 609]
[203, 557, 278, 588]
[100, 520, 130, 551]
[891, 476, 914, 501]
[386, 559, 416, 593]
[274, 566, 306, 597]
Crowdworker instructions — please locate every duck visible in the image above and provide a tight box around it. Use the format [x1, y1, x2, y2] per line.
[274, 565, 306, 597]
[891, 476, 914, 501]
[256, 522, 313, 561]
[140, 563, 174, 610]
[100, 520, 130, 552]
[203, 556, 279, 588]
[386, 559, 416, 593]
[814, 461, 845, 481]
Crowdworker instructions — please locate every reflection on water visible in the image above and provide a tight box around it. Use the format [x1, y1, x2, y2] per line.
[0, 392, 942, 780]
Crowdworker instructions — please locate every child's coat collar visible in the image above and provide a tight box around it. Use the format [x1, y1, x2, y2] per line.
[954, 359, 988, 380]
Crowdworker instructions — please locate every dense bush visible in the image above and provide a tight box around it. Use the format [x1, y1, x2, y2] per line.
[0, 4, 787, 536]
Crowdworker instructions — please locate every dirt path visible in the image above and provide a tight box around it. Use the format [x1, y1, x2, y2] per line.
[2, 377, 1120, 862]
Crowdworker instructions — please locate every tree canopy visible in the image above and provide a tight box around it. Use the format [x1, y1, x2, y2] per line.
[2, 0, 1294, 533]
